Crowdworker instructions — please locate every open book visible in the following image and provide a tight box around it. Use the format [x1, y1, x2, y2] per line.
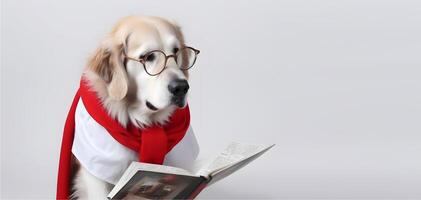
[107, 142, 274, 199]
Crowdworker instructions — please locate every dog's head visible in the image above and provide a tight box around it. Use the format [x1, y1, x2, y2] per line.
[86, 16, 198, 126]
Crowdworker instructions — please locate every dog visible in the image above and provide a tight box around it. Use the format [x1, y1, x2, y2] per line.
[68, 16, 200, 199]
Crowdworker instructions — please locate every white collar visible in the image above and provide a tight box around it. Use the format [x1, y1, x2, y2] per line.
[71, 98, 199, 184]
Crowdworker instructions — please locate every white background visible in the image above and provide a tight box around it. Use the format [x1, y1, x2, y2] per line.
[2, 0, 421, 199]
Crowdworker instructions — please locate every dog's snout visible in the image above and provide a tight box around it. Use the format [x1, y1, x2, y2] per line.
[168, 79, 189, 97]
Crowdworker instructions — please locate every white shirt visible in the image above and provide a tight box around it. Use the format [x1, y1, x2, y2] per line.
[71, 98, 199, 184]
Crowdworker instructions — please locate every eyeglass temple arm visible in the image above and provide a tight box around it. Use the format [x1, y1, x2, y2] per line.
[125, 56, 145, 63]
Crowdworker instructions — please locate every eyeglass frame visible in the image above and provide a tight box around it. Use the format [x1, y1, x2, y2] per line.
[123, 46, 200, 76]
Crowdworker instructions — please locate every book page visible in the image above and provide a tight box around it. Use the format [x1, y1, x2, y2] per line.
[108, 162, 196, 199]
[129, 162, 194, 176]
[195, 142, 274, 178]
[109, 143, 274, 198]
[110, 171, 205, 200]
[207, 144, 274, 185]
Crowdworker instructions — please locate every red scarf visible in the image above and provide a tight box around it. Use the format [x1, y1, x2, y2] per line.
[56, 77, 190, 199]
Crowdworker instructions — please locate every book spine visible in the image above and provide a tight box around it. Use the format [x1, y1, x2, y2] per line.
[187, 181, 208, 200]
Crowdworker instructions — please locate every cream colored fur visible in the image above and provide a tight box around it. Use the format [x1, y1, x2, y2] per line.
[71, 16, 192, 199]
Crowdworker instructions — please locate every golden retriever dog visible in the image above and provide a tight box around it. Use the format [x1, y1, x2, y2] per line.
[69, 16, 200, 199]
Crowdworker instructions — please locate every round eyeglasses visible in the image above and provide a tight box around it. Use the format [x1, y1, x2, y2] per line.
[124, 46, 200, 76]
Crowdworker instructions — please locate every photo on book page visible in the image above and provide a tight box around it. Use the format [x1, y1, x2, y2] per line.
[112, 171, 203, 200]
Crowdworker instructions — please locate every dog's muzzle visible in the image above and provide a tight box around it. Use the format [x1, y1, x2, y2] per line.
[168, 79, 189, 107]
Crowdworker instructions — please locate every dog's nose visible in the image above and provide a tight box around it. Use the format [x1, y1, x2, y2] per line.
[168, 79, 189, 97]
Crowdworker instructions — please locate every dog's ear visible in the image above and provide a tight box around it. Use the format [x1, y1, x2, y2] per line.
[107, 41, 129, 101]
[88, 36, 129, 100]
[168, 20, 189, 78]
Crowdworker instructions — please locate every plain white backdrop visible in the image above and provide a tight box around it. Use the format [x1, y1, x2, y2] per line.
[2, 0, 421, 199]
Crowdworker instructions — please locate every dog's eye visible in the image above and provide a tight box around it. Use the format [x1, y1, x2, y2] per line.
[173, 47, 179, 54]
[145, 54, 155, 62]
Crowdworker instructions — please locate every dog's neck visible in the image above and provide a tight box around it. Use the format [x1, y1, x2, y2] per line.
[83, 70, 175, 128]
[126, 100, 176, 128]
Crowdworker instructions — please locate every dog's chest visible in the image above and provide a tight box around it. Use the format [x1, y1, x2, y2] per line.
[71, 98, 138, 184]
[71, 98, 200, 186]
